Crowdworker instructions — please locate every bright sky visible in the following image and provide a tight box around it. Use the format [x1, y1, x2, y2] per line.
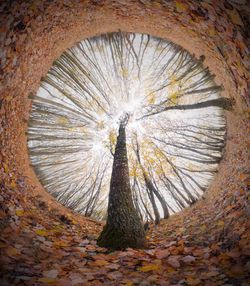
[28, 33, 226, 221]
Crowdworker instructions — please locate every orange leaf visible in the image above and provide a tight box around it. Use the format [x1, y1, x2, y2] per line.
[6, 246, 21, 257]
[239, 173, 248, 181]
[92, 259, 108, 267]
[124, 281, 133, 286]
[186, 277, 201, 285]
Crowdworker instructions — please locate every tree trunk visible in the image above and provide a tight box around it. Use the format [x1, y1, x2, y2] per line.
[97, 116, 146, 249]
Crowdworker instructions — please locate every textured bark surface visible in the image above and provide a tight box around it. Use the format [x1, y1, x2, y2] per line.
[97, 118, 146, 249]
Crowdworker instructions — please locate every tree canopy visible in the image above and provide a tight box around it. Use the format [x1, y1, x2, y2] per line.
[28, 32, 228, 223]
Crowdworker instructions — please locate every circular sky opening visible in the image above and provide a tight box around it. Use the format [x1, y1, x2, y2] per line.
[28, 32, 227, 222]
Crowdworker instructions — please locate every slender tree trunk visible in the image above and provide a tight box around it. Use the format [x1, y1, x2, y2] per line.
[134, 138, 169, 224]
[97, 115, 146, 249]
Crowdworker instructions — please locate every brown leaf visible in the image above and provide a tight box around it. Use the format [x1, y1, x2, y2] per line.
[186, 277, 201, 285]
[182, 255, 196, 264]
[227, 9, 244, 26]
[105, 263, 120, 270]
[6, 246, 21, 257]
[107, 271, 123, 280]
[155, 249, 170, 259]
[167, 256, 180, 268]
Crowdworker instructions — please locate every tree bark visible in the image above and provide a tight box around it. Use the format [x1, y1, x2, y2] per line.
[97, 116, 146, 249]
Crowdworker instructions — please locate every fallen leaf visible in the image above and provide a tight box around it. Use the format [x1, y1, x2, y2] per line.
[38, 277, 57, 284]
[227, 9, 244, 26]
[186, 277, 201, 285]
[43, 269, 58, 279]
[124, 281, 133, 286]
[16, 209, 25, 216]
[217, 220, 225, 227]
[155, 249, 170, 259]
[10, 180, 16, 189]
[6, 246, 21, 257]
[106, 263, 120, 270]
[54, 240, 69, 248]
[167, 256, 180, 268]
[107, 271, 123, 280]
[182, 255, 196, 264]
[227, 265, 245, 278]
[92, 259, 108, 267]
[176, 1, 188, 12]
[138, 264, 160, 272]
[36, 229, 49, 236]
[200, 225, 206, 232]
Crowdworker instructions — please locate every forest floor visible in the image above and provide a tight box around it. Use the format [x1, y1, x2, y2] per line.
[0, 173, 249, 286]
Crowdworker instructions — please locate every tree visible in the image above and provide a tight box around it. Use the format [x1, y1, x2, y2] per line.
[27, 32, 232, 242]
[97, 114, 145, 249]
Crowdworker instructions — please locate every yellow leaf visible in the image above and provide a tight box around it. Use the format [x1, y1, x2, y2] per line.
[147, 92, 156, 104]
[200, 224, 206, 232]
[54, 240, 68, 248]
[36, 229, 49, 237]
[16, 210, 25, 216]
[187, 163, 196, 171]
[217, 220, 225, 227]
[129, 166, 138, 177]
[138, 264, 160, 272]
[10, 180, 16, 189]
[168, 91, 179, 104]
[38, 277, 57, 284]
[109, 130, 117, 145]
[122, 68, 128, 78]
[57, 116, 69, 125]
[3, 163, 9, 173]
[176, 1, 188, 13]
[227, 9, 243, 26]
[167, 267, 176, 273]
[29, 3, 38, 13]
[125, 281, 134, 286]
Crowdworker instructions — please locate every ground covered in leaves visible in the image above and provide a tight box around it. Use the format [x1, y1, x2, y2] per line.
[0, 171, 249, 286]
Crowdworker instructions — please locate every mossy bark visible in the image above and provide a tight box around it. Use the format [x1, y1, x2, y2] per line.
[97, 119, 146, 250]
